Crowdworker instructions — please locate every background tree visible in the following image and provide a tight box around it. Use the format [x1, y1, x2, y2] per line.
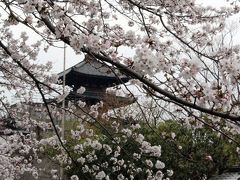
[0, 0, 240, 179]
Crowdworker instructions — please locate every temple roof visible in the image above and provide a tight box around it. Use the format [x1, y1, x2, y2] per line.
[58, 55, 130, 89]
[210, 167, 240, 180]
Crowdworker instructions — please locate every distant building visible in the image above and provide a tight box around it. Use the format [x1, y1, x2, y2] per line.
[210, 167, 240, 180]
[58, 55, 135, 109]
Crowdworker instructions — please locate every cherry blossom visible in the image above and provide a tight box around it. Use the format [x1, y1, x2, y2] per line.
[0, 0, 240, 179]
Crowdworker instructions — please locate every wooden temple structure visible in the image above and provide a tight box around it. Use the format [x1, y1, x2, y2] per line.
[58, 55, 135, 109]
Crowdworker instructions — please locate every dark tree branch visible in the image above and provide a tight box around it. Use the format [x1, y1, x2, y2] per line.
[38, 13, 240, 123]
[0, 40, 78, 166]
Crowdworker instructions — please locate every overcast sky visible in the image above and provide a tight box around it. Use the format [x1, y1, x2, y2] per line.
[2, 0, 237, 103]
[36, 0, 239, 75]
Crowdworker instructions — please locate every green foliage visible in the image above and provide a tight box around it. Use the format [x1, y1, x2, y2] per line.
[63, 125, 165, 179]
[43, 119, 240, 179]
[140, 120, 240, 179]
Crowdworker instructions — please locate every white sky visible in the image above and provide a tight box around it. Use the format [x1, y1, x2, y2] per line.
[33, 0, 239, 75]
[2, 0, 239, 102]
[196, 0, 226, 6]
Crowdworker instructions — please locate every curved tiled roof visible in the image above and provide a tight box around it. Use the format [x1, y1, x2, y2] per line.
[210, 167, 240, 180]
[58, 55, 130, 88]
[210, 172, 240, 180]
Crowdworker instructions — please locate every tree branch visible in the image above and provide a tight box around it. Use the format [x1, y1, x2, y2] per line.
[38, 13, 240, 123]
